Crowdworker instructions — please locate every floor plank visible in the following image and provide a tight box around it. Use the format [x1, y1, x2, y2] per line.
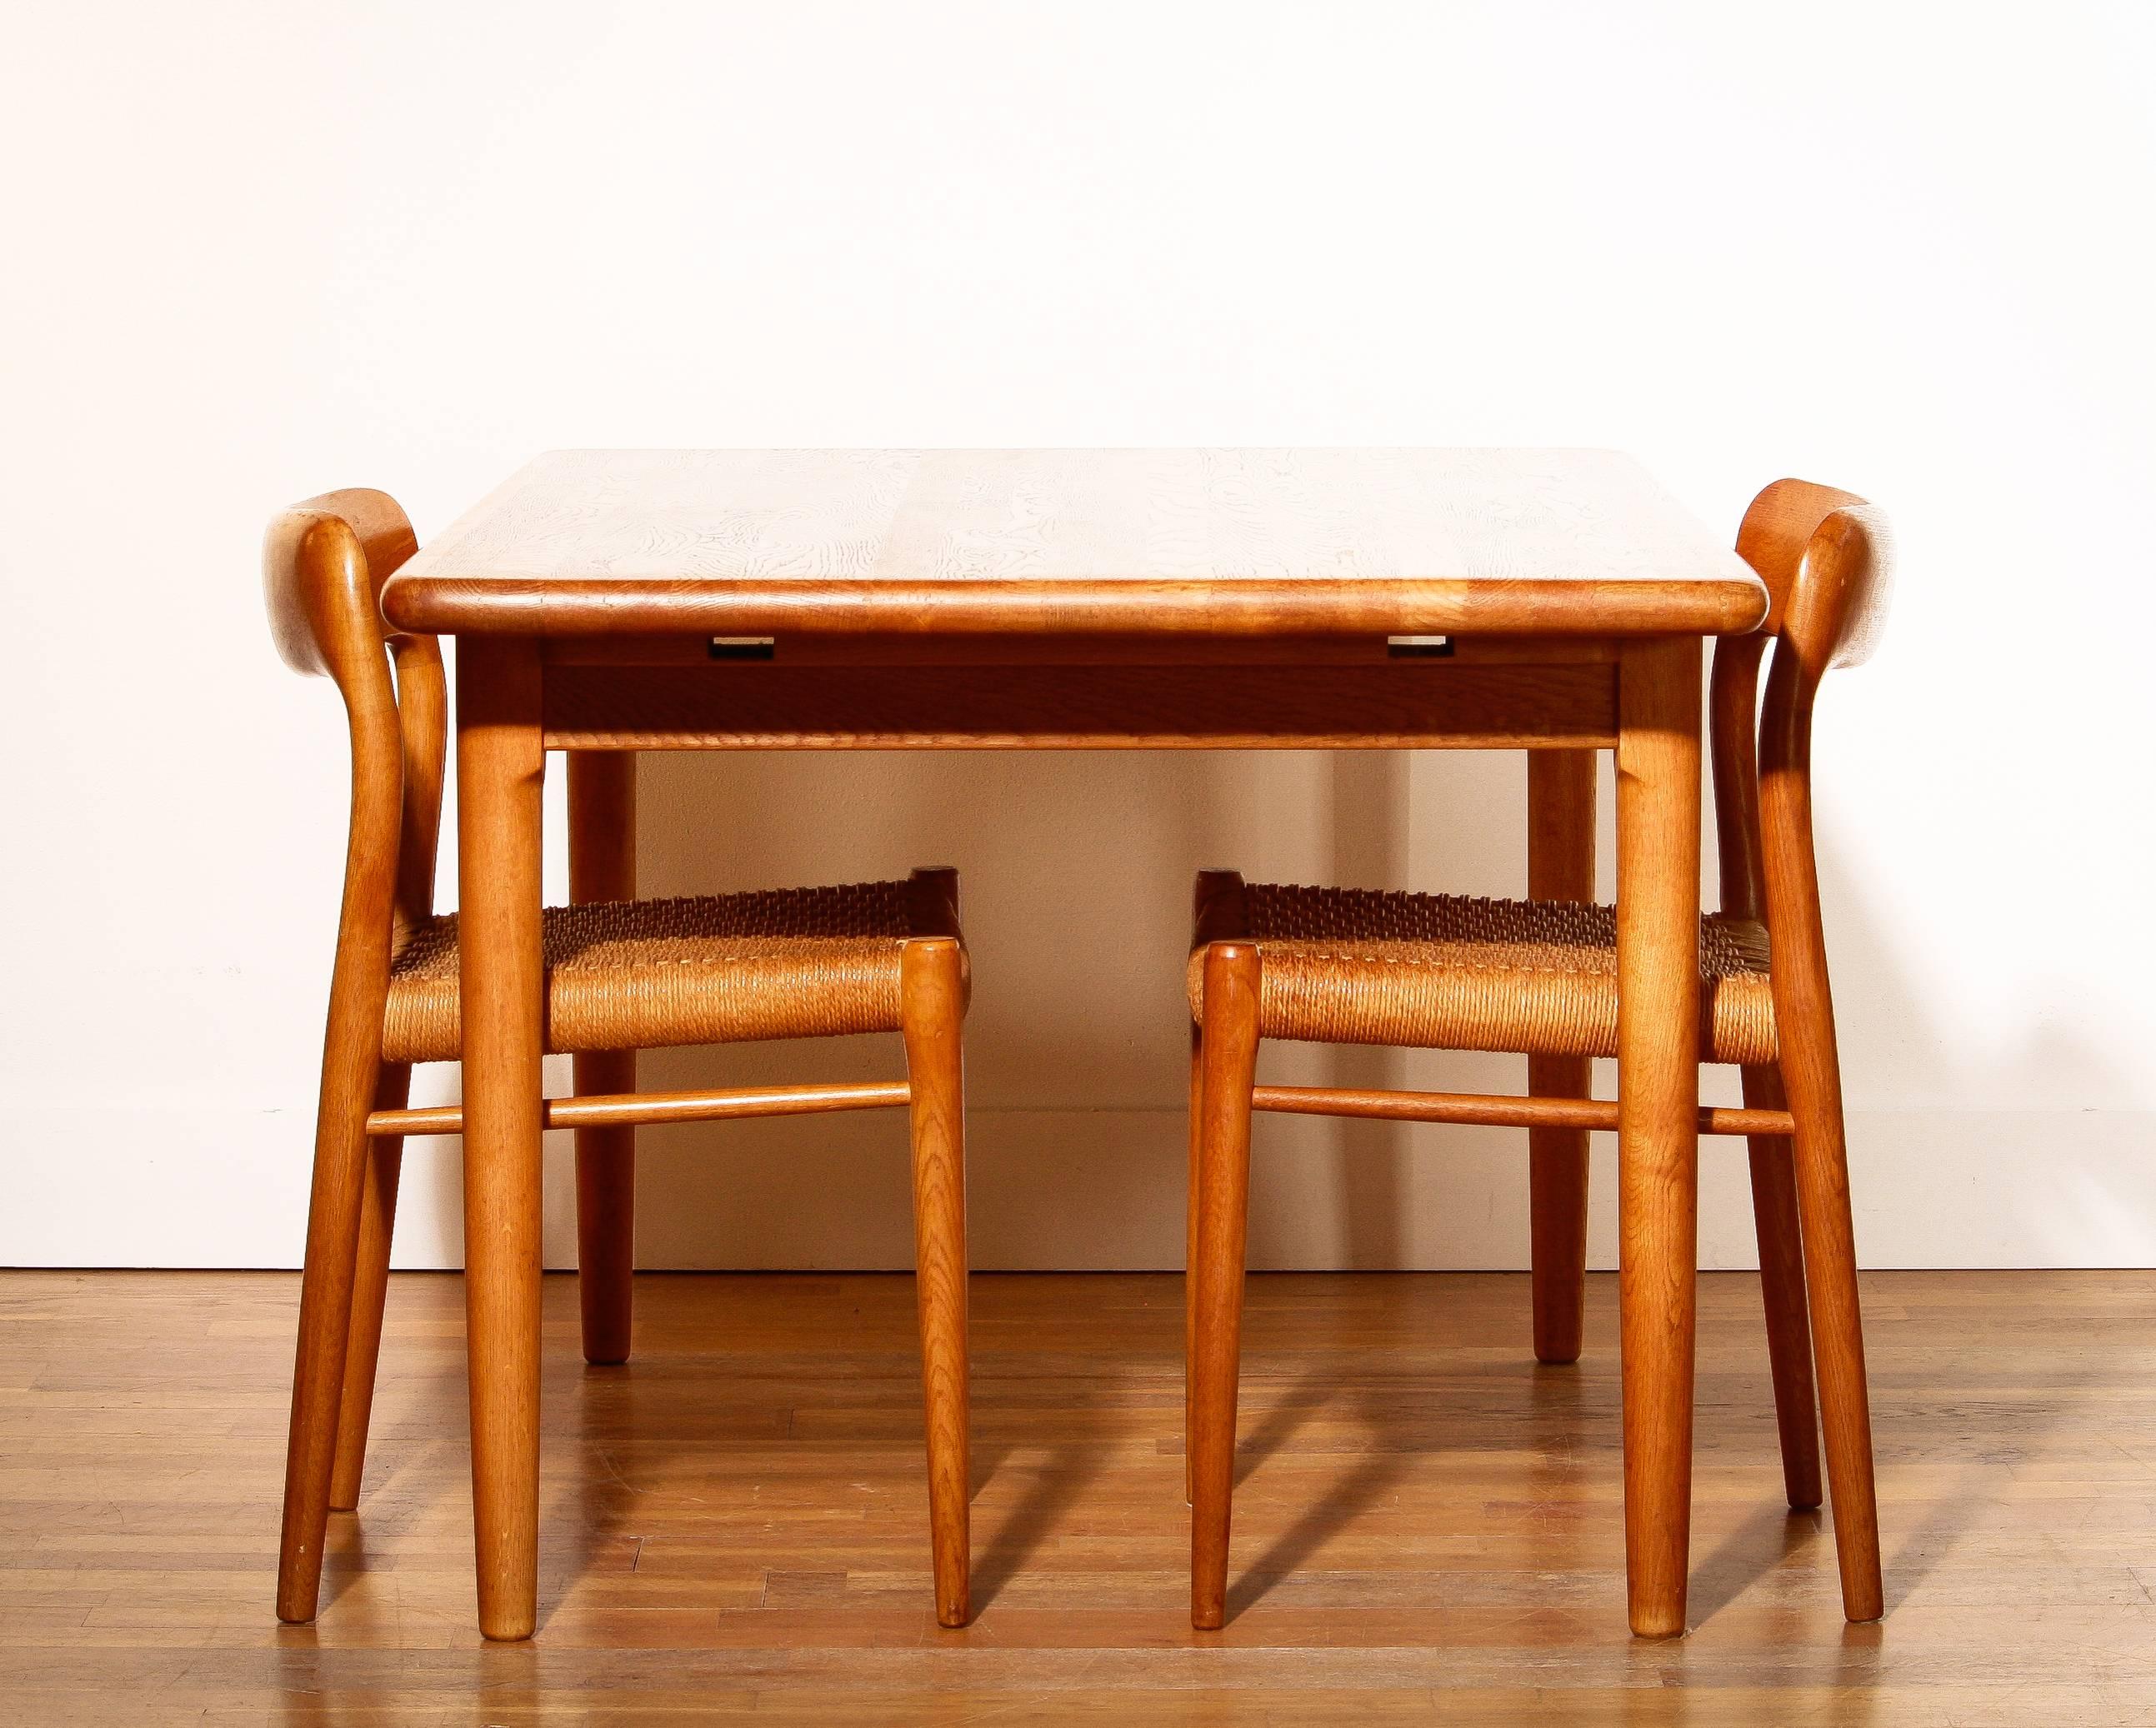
[3, 1269, 2154, 1723]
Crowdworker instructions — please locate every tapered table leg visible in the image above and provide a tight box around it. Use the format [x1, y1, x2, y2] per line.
[568, 751, 637, 1366]
[1613, 636, 1703, 1639]
[1527, 747, 1597, 1364]
[457, 637, 547, 1642]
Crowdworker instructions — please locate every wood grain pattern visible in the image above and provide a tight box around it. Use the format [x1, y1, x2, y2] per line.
[1184, 1022, 1204, 1514]
[395, 455, 1804, 1648]
[539, 661, 1618, 752]
[271, 493, 993, 1645]
[1613, 635, 1705, 1640]
[1250, 1085, 1790, 1137]
[1708, 556, 1824, 1516]
[1170, 480, 1888, 1639]
[568, 751, 638, 1368]
[8, 1268, 2155, 1724]
[1188, 942, 1263, 1631]
[381, 449, 1767, 638]
[366, 1081, 913, 1136]
[1710, 605, 1823, 1517]
[1183, 876, 1251, 1513]
[331, 636, 449, 1510]
[1758, 507, 1892, 1621]
[1526, 748, 1598, 1366]
[1741, 1061, 1823, 1511]
[264, 497, 421, 1626]
[326, 1066, 408, 1514]
[541, 630, 1624, 667]
[454, 636, 549, 1641]
[899, 937, 973, 1628]
[263, 488, 418, 677]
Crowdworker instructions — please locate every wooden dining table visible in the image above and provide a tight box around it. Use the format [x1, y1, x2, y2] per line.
[379, 447, 1768, 1641]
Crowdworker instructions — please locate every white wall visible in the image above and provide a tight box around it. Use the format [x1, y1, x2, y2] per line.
[4, 2, 2153, 1271]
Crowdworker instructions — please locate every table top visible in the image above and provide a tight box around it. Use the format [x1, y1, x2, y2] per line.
[382, 448, 1766, 638]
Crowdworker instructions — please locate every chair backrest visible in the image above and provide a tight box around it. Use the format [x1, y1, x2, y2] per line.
[264, 491, 447, 951]
[264, 489, 418, 680]
[1712, 479, 1894, 922]
[1733, 478, 1895, 673]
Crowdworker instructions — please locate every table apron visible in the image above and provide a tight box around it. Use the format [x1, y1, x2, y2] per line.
[536, 659, 1618, 751]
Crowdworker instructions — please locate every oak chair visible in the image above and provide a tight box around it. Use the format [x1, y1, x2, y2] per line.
[266, 490, 974, 1633]
[1185, 479, 1892, 1632]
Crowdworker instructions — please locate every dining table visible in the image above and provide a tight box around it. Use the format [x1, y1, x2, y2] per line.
[378, 447, 1769, 1641]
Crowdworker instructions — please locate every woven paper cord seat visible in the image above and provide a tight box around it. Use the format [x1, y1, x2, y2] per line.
[384, 879, 935, 1063]
[1188, 881, 1777, 1065]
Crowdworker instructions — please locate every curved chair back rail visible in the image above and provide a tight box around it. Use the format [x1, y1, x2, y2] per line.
[264, 492, 447, 948]
[1714, 482, 1894, 924]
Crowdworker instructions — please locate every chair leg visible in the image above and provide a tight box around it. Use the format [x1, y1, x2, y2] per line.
[1189, 942, 1261, 1631]
[573, 1051, 637, 1366]
[275, 1036, 382, 1621]
[1527, 1054, 1592, 1365]
[1184, 1021, 1202, 1507]
[901, 937, 972, 1629]
[1758, 687, 1883, 1623]
[1742, 1064, 1823, 1511]
[1780, 1009, 1883, 1620]
[329, 1065, 411, 1511]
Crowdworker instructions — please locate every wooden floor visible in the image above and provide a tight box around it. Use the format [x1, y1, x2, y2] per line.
[6, 1270, 2156, 1724]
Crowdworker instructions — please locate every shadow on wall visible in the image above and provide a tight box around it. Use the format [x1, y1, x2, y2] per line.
[401, 723, 2143, 1273]
[1793, 839, 2149, 1270]
[613, 744, 1540, 1271]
